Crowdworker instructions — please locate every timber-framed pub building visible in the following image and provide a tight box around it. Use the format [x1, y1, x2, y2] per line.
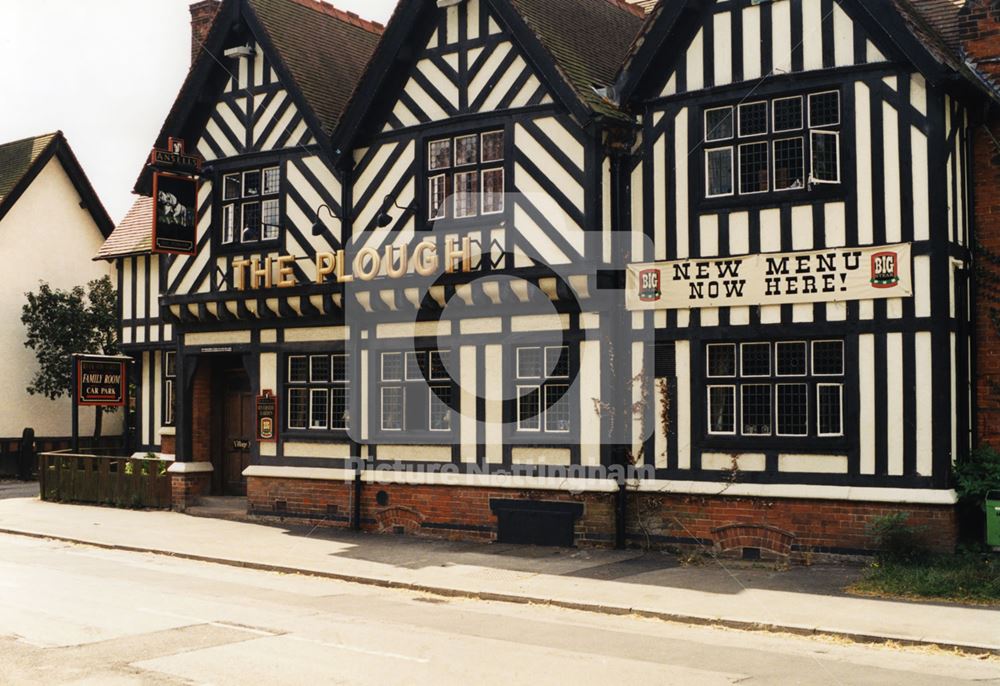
[97, 0, 1000, 555]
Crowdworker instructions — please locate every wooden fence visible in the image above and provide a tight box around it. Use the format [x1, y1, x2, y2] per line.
[38, 451, 171, 509]
[0, 436, 122, 478]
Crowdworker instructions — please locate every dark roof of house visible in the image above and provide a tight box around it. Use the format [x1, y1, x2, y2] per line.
[905, 0, 965, 50]
[246, 0, 383, 136]
[95, 196, 154, 260]
[509, 0, 646, 119]
[0, 131, 113, 236]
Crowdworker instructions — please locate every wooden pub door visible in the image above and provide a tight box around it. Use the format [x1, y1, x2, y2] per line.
[220, 370, 253, 496]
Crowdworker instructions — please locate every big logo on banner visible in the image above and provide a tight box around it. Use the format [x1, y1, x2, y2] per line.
[626, 243, 913, 311]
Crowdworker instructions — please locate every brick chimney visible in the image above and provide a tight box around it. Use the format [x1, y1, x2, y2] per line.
[190, 0, 222, 64]
[958, 1, 1000, 77]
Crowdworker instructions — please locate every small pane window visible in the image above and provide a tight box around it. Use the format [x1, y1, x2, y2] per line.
[455, 135, 478, 166]
[817, 384, 843, 436]
[332, 354, 348, 383]
[706, 148, 734, 197]
[262, 167, 280, 195]
[331, 387, 349, 430]
[544, 385, 571, 432]
[262, 199, 280, 240]
[777, 383, 809, 436]
[429, 386, 452, 431]
[707, 344, 736, 377]
[705, 107, 734, 142]
[741, 384, 772, 435]
[517, 386, 541, 431]
[772, 96, 803, 132]
[708, 386, 736, 434]
[428, 174, 448, 220]
[773, 137, 805, 190]
[241, 202, 261, 242]
[223, 174, 240, 200]
[381, 387, 404, 430]
[811, 131, 840, 183]
[546, 346, 569, 378]
[430, 351, 450, 381]
[738, 101, 768, 137]
[740, 343, 770, 377]
[310, 389, 329, 429]
[222, 205, 235, 244]
[405, 351, 423, 381]
[482, 169, 504, 214]
[428, 139, 452, 170]
[288, 356, 308, 383]
[776, 342, 807, 376]
[243, 170, 261, 197]
[454, 171, 478, 218]
[809, 91, 840, 128]
[288, 388, 308, 429]
[381, 353, 402, 382]
[310, 355, 330, 383]
[517, 348, 543, 379]
[738, 142, 769, 194]
[812, 341, 844, 376]
[481, 131, 504, 162]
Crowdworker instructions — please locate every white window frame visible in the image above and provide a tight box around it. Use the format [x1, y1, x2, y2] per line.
[261, 198, 281, 240]
[380, 386, 404, 432]
[775, 341, 808, 377]
[704, 105, 734, 142]
[811, 340, 845, 376]
[480, 168, 505, 215]
[772, 136, 805, 191]
[309, 388, 329, 430]
[453, 170, 478, 218]
[808, 90, 841, 128]
[707, 385, 737, 436]
[739, 383, 773, 436]
[287, 387, 308, 430]
[739, 342, 771, 378]
[288, 355, 308, 383]
[428, 386, 452, 432]
[775, 382, 809, 437]
[222, 204, 235, 244]
[223, 173, 240, 200]
[241, 200, 261, 242]
[516, 384, 542, 432]
[705, 147, 735, 198]
[454, 134, 478, 167]
[816, 383, 844, 437]
[309, 354, 329, 383]
[544, 346, 570, 379]
[242, 170, 261, 197]
[481, 130, 505, 162]
[516, 347, 542, 379]
[262, 166, 280, 195]
[706, 343, 737, 378]
[543, 384, 572, 433]
[381, 352, 402, 382]
[737, 141, 770, 195]
[771, 95, 803, 133]
[737, 100, 769, 138]
[429, 351, 450, 381]
[428, 138, 452, 171]
[809, 130, 841, 185]
[428, 173, 448, 220]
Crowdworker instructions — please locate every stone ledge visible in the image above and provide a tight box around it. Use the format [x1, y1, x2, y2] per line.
[168, 462, 214, 474]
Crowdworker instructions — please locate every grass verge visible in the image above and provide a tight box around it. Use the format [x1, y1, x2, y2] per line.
[850, 552, 1000, 605]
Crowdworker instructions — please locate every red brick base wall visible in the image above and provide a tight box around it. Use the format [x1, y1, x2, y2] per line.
[171, 472, 212, 511]
[246, 477, 958, 555]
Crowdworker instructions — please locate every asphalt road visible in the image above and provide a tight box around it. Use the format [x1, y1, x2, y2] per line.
[0, 534, 997, 686]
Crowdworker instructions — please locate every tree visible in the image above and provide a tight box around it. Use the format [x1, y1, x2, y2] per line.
[21, 276, 120, 438]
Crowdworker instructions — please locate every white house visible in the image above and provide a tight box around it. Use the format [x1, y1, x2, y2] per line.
[0, 131, 118, 440]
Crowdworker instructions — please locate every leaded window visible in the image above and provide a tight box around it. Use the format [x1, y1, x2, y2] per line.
[286, 353, 350, 432]
[221, 165, 281, 245]
[425, 130, 505, 221]
[705, 341, 844, 438]
[516, 346, 571, 433]
[703, 89, 841, 199]
[379, 350, 453, 433]
[164, 351, 176, 427]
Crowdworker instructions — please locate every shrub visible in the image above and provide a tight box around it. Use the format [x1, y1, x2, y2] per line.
[866, 512, 929, 563]
[954, 445, 1000, 512]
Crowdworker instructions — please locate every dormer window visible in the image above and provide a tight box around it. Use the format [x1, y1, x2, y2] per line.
[703, 90, 840, 200]
[426, 130, 505, 221]
[221, 165, 281, 245]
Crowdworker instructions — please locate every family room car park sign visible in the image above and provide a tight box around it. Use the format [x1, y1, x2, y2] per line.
[76, 358, 126, 407]
[626, 243, 912, 311]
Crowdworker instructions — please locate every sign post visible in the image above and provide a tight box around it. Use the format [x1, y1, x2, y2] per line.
[71, 354, 132, 453]
[148, 138, 202, 256]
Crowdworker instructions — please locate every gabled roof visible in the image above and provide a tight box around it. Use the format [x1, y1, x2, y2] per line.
[0, 131, 113, 237]
[95, 196, 154, 260]
[616, 0, 1000, 106]
[333, 0, 644, 156]
[134, 0, 382, 194]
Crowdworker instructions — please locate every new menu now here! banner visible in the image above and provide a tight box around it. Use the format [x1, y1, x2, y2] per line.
[626, 243, 912, 311]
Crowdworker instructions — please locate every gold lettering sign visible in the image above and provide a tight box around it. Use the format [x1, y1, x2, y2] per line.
[232, 239, 473, 291]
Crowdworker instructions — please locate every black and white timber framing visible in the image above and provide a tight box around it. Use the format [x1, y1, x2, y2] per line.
[107, 0, 991, 503]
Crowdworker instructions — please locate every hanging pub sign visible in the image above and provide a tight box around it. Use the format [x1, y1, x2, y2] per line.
[76, 357, 127, 407]
[149, 137, 201, 175]
[626, 243, 913, 311]
[256, 391, 278, 443]
[152, 171, 198, 255]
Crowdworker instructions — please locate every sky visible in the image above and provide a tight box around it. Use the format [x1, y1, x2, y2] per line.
[0, 0, 398, 224]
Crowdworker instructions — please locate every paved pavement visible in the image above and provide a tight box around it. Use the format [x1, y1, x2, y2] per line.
[0, 487, 997, 655]
[1, 534, 998, 685]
